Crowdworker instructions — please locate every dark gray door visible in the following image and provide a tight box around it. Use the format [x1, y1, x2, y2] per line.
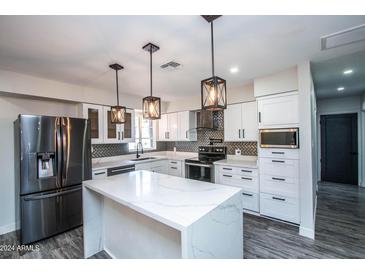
[60, 117, 91, 188]
[21, 185, 82, 244]
[320, 113, 358, 185]
[19, 115, 61, 195]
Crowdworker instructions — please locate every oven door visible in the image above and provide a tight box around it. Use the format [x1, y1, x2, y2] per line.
[260, 128, 299, 149]
[185, 162, 214, 183]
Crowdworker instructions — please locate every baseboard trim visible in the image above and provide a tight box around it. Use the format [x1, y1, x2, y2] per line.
[0, 222, 17, 235]
[299, 226, 315, 239]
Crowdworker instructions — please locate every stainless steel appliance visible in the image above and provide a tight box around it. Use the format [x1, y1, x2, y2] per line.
[259, 128, 299, 149]
[14, 115, 91, 244]
[185, 146, 227, 183]
[107, 164, 135, 176]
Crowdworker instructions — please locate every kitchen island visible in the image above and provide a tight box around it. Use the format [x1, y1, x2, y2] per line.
[83, 170, 243, 259]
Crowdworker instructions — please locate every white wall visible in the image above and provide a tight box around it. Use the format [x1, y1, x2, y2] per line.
[164, 82, 255, 113]
[0, 95, 80, 235]
[297, 62, 315, 239]
[316, 95, 364, 187]
[0, 69, 147, 110]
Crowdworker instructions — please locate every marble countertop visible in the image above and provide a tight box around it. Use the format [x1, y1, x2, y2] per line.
[214, 155, 258, 168]
[83, 170, 241, 231]
[92, 151, 197, 171]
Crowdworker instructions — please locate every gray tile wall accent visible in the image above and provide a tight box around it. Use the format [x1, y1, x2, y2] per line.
[158, 110, 258, 156]
[92, 110, 257, 158]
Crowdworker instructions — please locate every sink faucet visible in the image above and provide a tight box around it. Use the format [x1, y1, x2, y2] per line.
[136, 142, 144, 159]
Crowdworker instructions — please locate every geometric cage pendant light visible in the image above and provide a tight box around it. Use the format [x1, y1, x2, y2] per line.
[142, 42, 161, 120]
[109, 63, 127, 124]
[201, 15, 227, 111]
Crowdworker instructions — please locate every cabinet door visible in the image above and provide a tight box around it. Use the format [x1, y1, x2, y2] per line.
[257, 93, 299, 129]
[82, 104, 104, 144]
[224, 104, 242, 141]
[119, 109, 135, 143]
[241, 101, 258, 141]
[158, 114, 168, 141]
[167, 113, 178, 141]
[103, 107, 120, 143]
[177, 111, 190, 141]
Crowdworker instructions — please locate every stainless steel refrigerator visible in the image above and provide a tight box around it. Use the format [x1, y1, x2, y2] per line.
[14, 115, 92, 244]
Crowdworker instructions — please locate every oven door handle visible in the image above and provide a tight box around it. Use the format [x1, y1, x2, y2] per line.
[185, 162, 212, 168]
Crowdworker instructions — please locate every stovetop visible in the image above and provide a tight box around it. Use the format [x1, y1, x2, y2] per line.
[185, 146, 227, 165]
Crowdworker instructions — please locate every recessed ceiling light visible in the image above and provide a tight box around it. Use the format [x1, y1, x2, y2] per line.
[230, 67, 239, 74]
[343, 69, 353, 75]
[337, 86, 345, 91]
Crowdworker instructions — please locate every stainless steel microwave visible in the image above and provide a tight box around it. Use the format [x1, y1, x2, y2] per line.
[259, 128, 299, 149]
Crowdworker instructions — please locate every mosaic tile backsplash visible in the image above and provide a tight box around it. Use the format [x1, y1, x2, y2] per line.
[92, 110, 257, 158]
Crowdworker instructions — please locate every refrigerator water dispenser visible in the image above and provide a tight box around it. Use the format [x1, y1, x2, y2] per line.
[37, 152, 55, 178]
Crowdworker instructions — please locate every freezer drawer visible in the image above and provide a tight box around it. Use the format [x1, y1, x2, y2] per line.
[21, 185, 82, 244]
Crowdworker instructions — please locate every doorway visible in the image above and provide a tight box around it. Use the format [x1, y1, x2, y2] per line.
[320, 113, 358, 185]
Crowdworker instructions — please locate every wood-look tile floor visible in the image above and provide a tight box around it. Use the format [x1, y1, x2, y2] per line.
[244, 181, 365, 258]
[0, 181, 364, 259]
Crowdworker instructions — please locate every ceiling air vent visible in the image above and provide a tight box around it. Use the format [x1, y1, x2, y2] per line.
[321, 24, 365, 50]
[160, 61, 182, 71]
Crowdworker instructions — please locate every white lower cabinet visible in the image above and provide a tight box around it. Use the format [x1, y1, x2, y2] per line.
[260, 193, 299, 224]
[259, 148, 300, 224]
[92, 169, 107, 179]
[168, 160, 182, 177]
[215, 164, 259, 213]
[135, 160, 168, 175]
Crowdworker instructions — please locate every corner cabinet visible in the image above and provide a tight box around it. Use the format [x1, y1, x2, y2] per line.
[224, 101, 258, 142]
[81, 103, 135, 144]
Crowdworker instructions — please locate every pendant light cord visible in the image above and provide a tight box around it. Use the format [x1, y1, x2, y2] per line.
[211, 21, 215, 77]
[115, 69, 120, 106]
[150, 48, 153, 97]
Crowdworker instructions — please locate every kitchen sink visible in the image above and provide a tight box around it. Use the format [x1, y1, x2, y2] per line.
[130, 157, 157, 162]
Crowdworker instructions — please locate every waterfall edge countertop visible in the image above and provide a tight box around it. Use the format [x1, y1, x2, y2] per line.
[83, 170, 242, 231]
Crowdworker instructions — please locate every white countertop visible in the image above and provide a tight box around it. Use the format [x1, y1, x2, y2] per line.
[214, 155, 258, 168]
[92, 151, 197, 171]
[83, 170, 241, 231]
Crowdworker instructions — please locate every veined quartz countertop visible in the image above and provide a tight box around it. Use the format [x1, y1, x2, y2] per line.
[92, 151, 197, 171]
[83, 170, 241, 231]
[214, 155, 258, 169]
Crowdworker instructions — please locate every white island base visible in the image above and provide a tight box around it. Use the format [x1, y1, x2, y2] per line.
[83, 171, 243, 259]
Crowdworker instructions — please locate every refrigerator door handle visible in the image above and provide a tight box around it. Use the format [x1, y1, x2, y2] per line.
[23, 187, 81, 201]
[56, 117, 62, 189]
[61, 117, 70, 187]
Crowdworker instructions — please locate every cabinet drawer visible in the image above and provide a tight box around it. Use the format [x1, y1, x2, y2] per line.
[219, 173, 259, 192]
[259, 148, 299, 159]
[259, 158, 299, 178]
[218, 166, 236, 174]
[218, 165, 258, 177]
[260, 192, 299, 224]
[168, 165, 182, 177]
[241, 191, 259, 212]
[92, 169, 107, 179]
[260, 175, 298, 197]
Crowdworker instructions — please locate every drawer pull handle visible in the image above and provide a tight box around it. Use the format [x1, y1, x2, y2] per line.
[272, 160, 285, 163]
[170, 167, 178, 170]
[242, 192, 253, 197]
[241, 177, 252, 181]
[170, 161, 177, 164]
[272, 196, 286, 201]
[223, 168, 232, 170]
[272, 151, 284, 155]
[241, 169, 252, 173]
[94, 172, 106, 175]
[223, 174, 232, 178]
[272, 177, 285, 181]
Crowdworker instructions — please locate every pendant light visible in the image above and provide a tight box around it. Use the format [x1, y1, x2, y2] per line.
[201, 15, 227, 111]
[142, 42, 161, 120]
[109, 63, 126, 124]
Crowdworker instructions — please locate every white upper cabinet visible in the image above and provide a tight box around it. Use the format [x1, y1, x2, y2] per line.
[103, 107, 135, 143]
[82, 104, 104, 144]
[257, 92, 299, 129]
[224, 101, 258, 142]
[158, 111, 197, 141]
[254, 67, 298, 97]
[177, 111, 197, 141]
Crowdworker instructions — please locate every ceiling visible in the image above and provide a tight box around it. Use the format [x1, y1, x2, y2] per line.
[312, 50, 365, 99]
[0, 15, 365, 101]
